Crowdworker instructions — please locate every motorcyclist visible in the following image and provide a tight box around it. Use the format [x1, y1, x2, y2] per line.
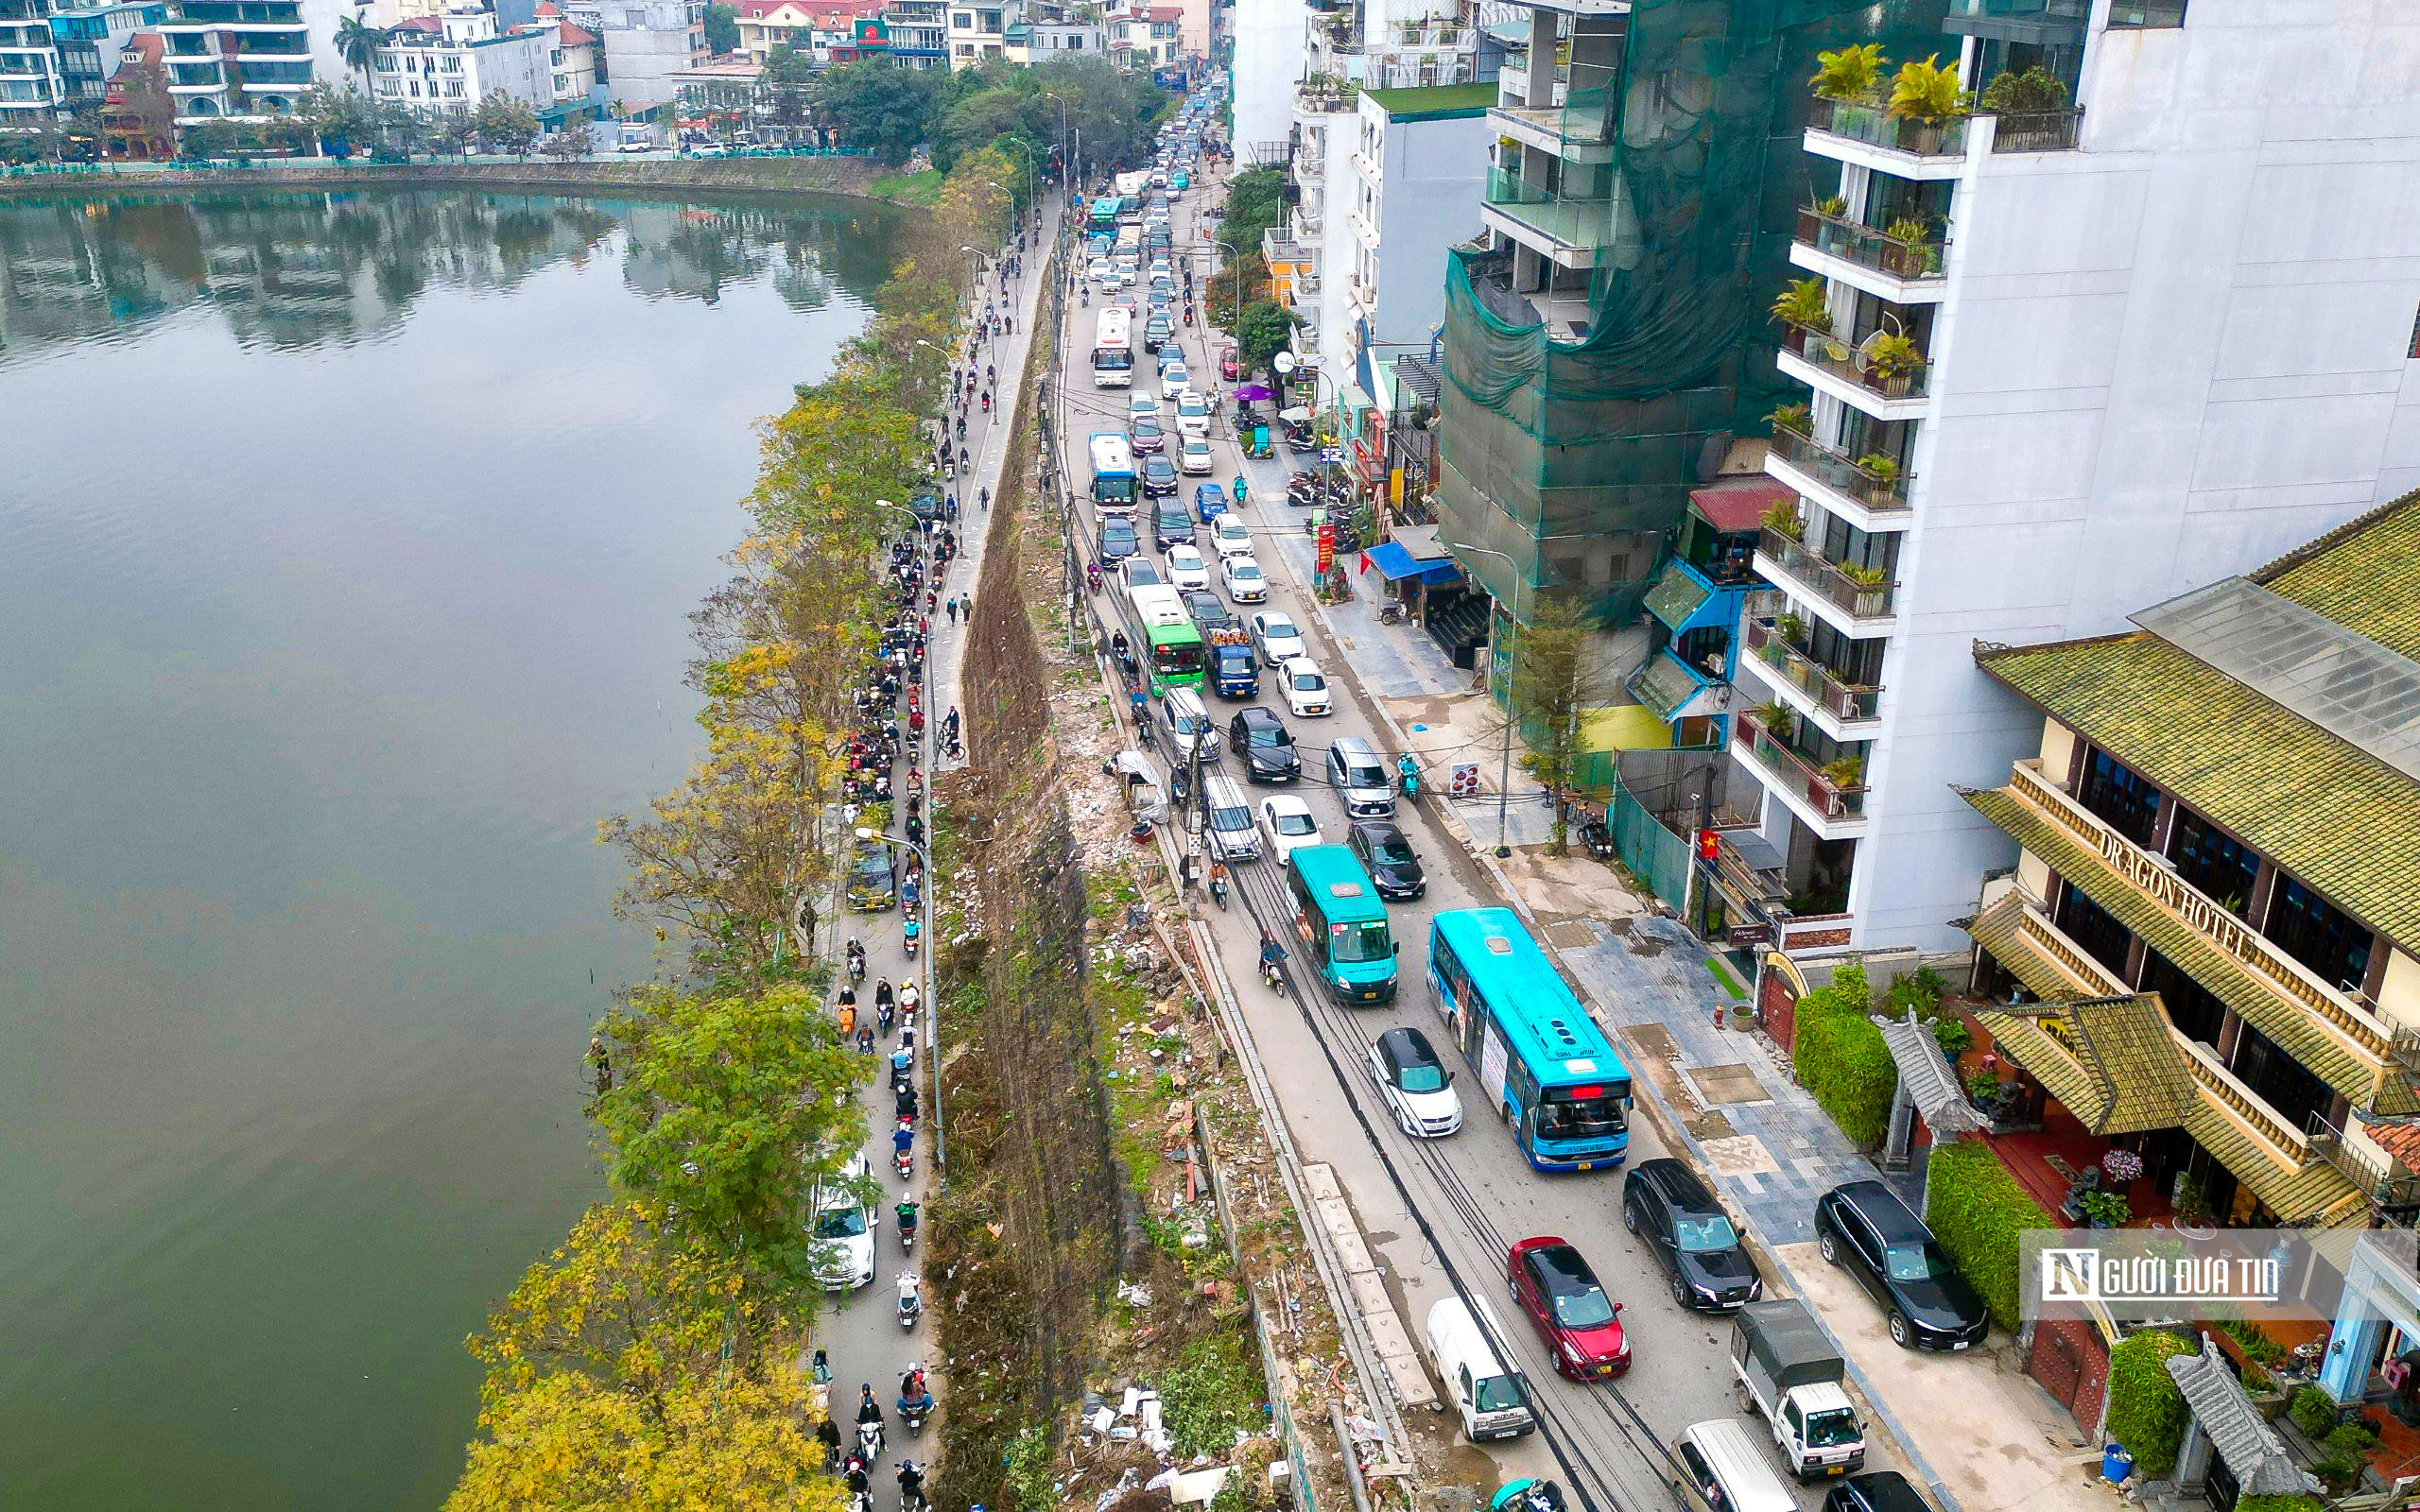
[1396, 750, 1421, 799]
[892, 1119, 915, 1160]
[896, 1197, 920, 1240]
[899, 1366, 932, 1410]
[897, 1460, 929, 1512]
[856, 1384, 886, 1434]
[874, 978, 895, 1013]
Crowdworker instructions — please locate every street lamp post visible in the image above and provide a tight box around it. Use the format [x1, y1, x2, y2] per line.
[856, 826, 940, 1178]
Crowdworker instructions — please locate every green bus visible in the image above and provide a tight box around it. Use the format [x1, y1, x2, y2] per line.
[1121, 583, 1207, 692]
[1285, 845, 1398, 1005]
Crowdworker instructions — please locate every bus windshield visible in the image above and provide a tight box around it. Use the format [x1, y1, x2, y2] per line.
[1534, 1087, 1626, 1141]
[1329, 919, 1392, 964]
[1093, 348, 1132, 374]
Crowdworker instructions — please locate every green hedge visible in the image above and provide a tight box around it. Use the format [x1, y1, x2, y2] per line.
[1923, 1139, 2052, 1331]
[2106, 1330, 2192, 1477]
[2236, 1497, 2325, 1512]
[1793, 963, 1896, 1147]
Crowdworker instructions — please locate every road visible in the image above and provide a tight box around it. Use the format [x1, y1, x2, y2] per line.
[812, 194, 1063, 1512]
[1046, 151, 1914, 1512]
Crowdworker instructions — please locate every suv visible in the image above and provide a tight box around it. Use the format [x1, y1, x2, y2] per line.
[1152, 497, 1194, 550]
[1228, 707, 1300, 782]
[1621, 1157, 1761, 1313]
[1815, 1180, 1987, 1350]
[1325, 737, 1395, 818]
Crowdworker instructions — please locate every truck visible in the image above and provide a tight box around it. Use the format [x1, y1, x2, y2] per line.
[1728, 1300, 1866, 1481]
[1115, 169, 1150, 199]
[1206, 626, 1257, 698]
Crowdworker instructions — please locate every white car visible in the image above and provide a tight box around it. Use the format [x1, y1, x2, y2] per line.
[1210, 516, 1253, 558]
[1087, 256, 1115, 283]
[1281, 656, 1332, 717]
[1258, 795, 1322, 860]
[1119, 557, 1164, 593]
[1175, 392, 1212, 438]
[1222, 555, 1268, 603]
[1179, 435, 1216, 474]
[808, 1153, 877, 1290]
[1250, 610, 1305, 666]
[1162, 360, 1192, 391]
[1367, 1027, 1463, 1139]
[1127, 391, 1162, 422]
[1164, 543, 1212, 591]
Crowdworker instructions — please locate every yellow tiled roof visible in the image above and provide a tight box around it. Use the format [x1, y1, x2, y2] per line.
[1976, 996, 2193, 1135]
[2181, 1098, 2367, 1229]
[2252, 489, 2420, 662]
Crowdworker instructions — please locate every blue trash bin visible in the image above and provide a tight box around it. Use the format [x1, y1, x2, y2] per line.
[2101, 1445, 2135, 1484]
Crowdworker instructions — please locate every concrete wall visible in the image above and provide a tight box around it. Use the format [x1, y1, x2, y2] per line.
[472, 32, 555, 112]
[1229, 0, 1304, 164]
[1364, 103, 1483, 361]
[600, 24, 700, 107]
[1847, 5, 2420, 953]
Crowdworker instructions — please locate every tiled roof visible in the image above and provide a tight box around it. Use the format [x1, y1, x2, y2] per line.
[1627, 650, 1703, 722]
[1964, 788, 2398, 1110]
[559, 21, 598, 43]
[1967, 892, 2121, 1002]
[2251, 489, 2420, 661]
[2167, 1335, 2324, 1495]
[1976, 995, 2192, 1135]
[2182, 1098, 2367, 1228]
[1979, 630, 2420, 957]
[1642, 561, 1711, 634]
[1688, 476, 1792, 535]
[1871, 1008, 1988, 1134]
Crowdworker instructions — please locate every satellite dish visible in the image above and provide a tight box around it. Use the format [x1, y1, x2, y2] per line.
[1273, 352, 1297, 374]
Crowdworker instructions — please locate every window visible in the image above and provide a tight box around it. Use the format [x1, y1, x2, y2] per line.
[2106, 1, 2186, 25]
[2053, 881, 2134, 980]
[2168, 807, 2256, 916]
[2265, 877, 2373, 994]
[2229, 1022, 2331, 1132]
[2078, 747, 2161, 847]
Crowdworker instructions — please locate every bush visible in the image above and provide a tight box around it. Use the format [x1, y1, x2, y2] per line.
[1923, 1139, 2051, 1330]
[2290, 1385, 2340, 1438]
[2106, 1330, 2193, 1477]
[1792, 963, 1895, 1147]
[2237, 1499, 2326, 1512]
[2326, 1422, 2379, 1458]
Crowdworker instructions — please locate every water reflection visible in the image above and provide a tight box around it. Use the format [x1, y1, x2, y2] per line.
[0, 189, 900, 355]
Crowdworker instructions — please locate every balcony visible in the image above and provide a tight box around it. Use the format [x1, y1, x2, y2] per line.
[1766, 424, 1913, 530]
[1735, 710, 1869, 834]
[1989, 107, 2083, 153]
[2307, 1116, 2420, 1210]
[1743, 617, 1881, 733]
[1805, 98, 1969, 180]
[1776, 323, 1930, 421]
[1486, 84, 1615, 165]
[1754, 526, 1897, 630]
[1790, 208, 1946, 303]
[1478, 166, 1627, 271]
[1261, 226, 1311, 267]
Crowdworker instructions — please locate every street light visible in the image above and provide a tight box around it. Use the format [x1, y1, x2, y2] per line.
[856, 824, 941, 1177]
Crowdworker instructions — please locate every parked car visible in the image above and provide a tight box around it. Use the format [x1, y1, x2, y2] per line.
[1280, 657, 1331, 717]
[1164, 543, 1212, 591]
[1367, 1026, 1461, 1138]
[1228, 706, 1300, 783]
[1250, 610, 1305, 665]
[809, 1153, 878, 1290]
[1222, 555, 1268, 603]
[1258, 794, 1323, 860]
[1825, 1473, 1933, 1512]
[1622, 1157, 1763, 1313]
[1508, 1235, 1630, 1379]
[1347, 820, 1426, 902]
[1814, 1181, 1988, 1350]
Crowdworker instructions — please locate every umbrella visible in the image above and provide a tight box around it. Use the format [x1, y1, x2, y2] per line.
[1233, 384, 1275, 403]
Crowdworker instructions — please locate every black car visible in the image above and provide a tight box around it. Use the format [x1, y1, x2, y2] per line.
[1145, 316, 1171, 352]
[1815, 1180, 1988, 1350]
[1183, 589, 1238, 636]
[1621, 1157, 1762, 1313]
[1153, 498, 1194, 549]
[1143, 455, 1181, 498]
[1228, 707, 1300, 783]
[1098, 516, 1140, 563]
[1348, 820, 1426, 901]
[1825, 1473, 1934, 1512]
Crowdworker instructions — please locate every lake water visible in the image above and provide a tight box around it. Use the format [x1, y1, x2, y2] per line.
[0, 187, 901, 1509]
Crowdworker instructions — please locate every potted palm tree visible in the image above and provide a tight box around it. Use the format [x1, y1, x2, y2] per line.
[1854, 452, 1902, 505]
[1760, 499, 1803, 542]
[1861, 331, 1926, 396]
[1768, 403, 1811, 438]
[1887, 55, 1968, 153]
[1770, 277, 1829, 355]
[1809, 43, 1884, 104]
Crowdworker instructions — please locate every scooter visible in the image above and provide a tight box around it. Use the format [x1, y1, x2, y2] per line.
[896, 1272, 923, 1330]
[858, 1418, 887, 1462]
[902, 918, 921, 960]
[900, 1395, 932, 1435]
[847, 945, 866, 985]
[1579, 816, 1616, 862]
[878, 1001, 896, 1037]
[894, 1133, 915, 1181]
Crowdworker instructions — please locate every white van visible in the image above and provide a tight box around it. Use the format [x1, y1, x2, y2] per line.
[1159, 687, 1219, 765]
[1669, 1419, 1799, 1512]
[1424, 1297, 1534, 1442]
[1201, 772, 1261, 862]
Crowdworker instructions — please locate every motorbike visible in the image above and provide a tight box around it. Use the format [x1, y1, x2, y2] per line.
[891, 1057, 915, 1098]
[897, 1202, 919, 1252]
[898, 1387, 933, 1435]
[894, 1134, 915, 1181]
[896, 1273, 923, 1330]
[1208, 869, 1228, 910]
[1578, 816, 1616, 862]
[902, 918, 921, 959]
[858, 1418, 887, 1461]
[1397, 755, 1421, 803]
[878, 1001, 896, 1037]
[1086, 561, 1102, 593]
[847, 945, 866, 985]
[1377, 601, 1408, 627]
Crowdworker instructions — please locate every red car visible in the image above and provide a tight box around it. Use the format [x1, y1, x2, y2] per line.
[1219, 346, 1239, 380]
[1508, 1236, 1630, 1379]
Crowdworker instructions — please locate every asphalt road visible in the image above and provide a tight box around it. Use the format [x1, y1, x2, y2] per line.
[1046, 147, 1911, 1512]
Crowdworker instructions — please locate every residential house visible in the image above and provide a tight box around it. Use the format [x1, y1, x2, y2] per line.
[1019, 13, 1095, 55]
[155, 0, 315, 122]
[876, 0, 941, 68]
[1106, 4, 1176, 70]
[732, 0, 873, 63]
[942, 0, 1008, 68]
[565, 0, 705, 108]
[49, 0, 166, 104]
[1729, 3, 2420, 959]
[372, 8, 552, 118]
[97, 25, 173, 154]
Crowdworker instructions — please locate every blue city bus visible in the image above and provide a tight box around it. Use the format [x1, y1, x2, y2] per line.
[1426, 908, 1632, 1171]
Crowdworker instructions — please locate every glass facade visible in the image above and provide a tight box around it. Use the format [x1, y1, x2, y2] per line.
[2078, 747, 2161, 847]
[2265, 877, 2374, 996]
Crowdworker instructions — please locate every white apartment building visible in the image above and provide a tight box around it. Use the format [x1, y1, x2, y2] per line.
[372, 7, 551, 115]
[565, 0, 703, 106]
[1021, 16, 1098, 56]
[1733, 2, 2420, 959]
[943, 0, 1010, 68]
[0, 0, 62, 119]
[1227, 0, 1302, 163]
[878, 0, 943, 69]
[155, 0, 316, 121]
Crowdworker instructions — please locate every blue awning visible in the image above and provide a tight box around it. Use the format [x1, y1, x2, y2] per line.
[1366, 541, 1463, 585]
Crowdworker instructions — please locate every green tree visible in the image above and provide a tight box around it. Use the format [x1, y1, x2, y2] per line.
[703, 0, 739, 54]
[180, 117, 237, 159]
[545, 117, 593, 160]
[1232, 299, 1292, 375]
[473, 91, 540, 156]
[300, 81, 378, 147]
[812, 58, 945, 163]
[593, 983, 868, 1288]
[1219, 163, 1287, 257]
[333, 9, 388, 95]
[1504, 595, 1611, 853]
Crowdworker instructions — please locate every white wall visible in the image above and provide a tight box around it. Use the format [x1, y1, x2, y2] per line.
[1228, 0, 1303, 163]
[1369, 106, 1484, 359]
[1846, 5, 2420, 953]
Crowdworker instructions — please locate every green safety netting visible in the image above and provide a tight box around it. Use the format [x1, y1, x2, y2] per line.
[1439, 0, 1948, 623]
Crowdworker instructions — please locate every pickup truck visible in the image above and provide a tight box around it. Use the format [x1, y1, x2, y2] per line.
[1729, 1299, 1865, 1481]
[1207, 627, 1258, 698]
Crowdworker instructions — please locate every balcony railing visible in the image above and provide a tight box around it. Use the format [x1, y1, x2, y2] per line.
[1990, 108, 2083, 153]
[1780, 323, 1930, 404]
[1735, 711, 1869, 821]
[1483, 166, 1617, 253]
[1794, 208, 1945, 284]
[2179, 1038, 2310, 1165]
[1811, 98, 1969, 158]
[1758, 526, 1897, 620]
[2307, 1114, 2420, 1209]
[1769, 423, 1913, 516]
[1745, 618, 1882, 723]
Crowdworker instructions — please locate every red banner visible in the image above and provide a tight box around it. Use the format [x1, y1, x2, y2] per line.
[1316, 522, 1334, 576]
